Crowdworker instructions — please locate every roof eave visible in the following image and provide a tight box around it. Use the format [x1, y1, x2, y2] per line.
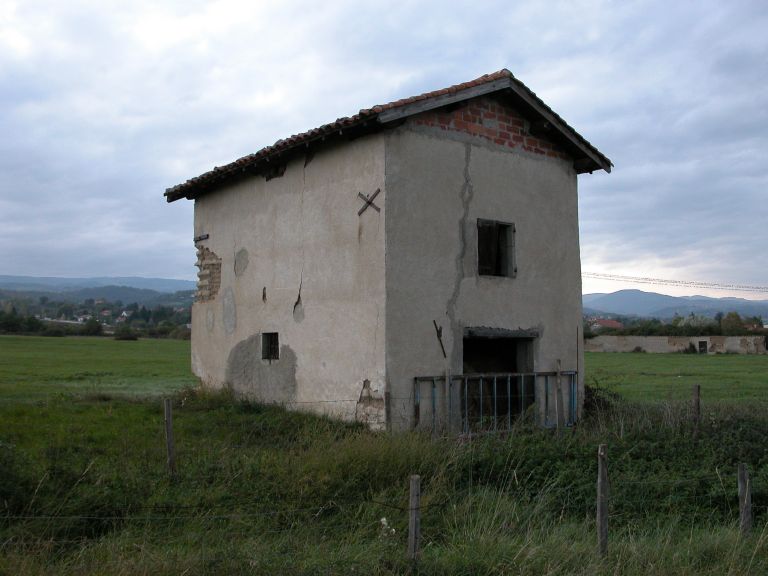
[165, 71, 612, 202]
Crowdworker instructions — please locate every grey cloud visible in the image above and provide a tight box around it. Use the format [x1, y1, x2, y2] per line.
[0, 0, 766, 292]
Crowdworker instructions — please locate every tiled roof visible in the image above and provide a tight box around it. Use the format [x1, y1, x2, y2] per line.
[165, 69, 612, 202]
[592, 319, 624, 329]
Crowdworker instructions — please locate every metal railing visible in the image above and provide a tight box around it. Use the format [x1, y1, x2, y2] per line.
[413, 371, 578, 434]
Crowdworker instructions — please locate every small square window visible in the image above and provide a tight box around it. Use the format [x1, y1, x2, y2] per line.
[262, 332, 279, 360]
[477, 219, 516, 277]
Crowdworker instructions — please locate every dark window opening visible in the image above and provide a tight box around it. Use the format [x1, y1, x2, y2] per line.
[262, 332, 279, 360]
[462, 336, 534, 427]
[477, 219, 516, 277]
[698, 340, 707, 354]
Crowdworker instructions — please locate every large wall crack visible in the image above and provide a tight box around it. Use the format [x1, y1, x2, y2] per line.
[446, 143, 473, 364]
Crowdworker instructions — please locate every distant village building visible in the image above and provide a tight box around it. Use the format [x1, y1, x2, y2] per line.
[165, 70, 612, 431]
[589, 318, 624, 332]
[115, 310, 132, 324]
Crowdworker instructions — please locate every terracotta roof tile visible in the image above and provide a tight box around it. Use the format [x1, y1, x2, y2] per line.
[166, 69, 610, 201]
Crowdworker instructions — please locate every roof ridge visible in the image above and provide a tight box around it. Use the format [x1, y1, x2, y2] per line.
[360, 69, 513, 115]
[165, 69, 610, 202]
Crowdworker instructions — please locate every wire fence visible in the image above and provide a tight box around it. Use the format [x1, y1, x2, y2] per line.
[4, 392, 768, 564]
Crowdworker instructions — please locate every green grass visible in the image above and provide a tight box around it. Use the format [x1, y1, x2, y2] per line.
[0, 335, 196, 401]
[2, 336, 768, 574]
[585, 351, 768, 402]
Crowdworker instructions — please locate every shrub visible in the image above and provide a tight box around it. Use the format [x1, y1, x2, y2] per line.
[80, 317, 103, 336]
[169, 325, 191, 340]
[114, 326, 138, 341]
[42, 327, 66, 337]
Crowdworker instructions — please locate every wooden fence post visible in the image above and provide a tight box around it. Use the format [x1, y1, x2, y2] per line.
[408, 474, 421, 563]
[164, 398, 176, 479]
[597, 444, 608, 557]
[738, 463, 752, 535]
[692, 384, 701, 436]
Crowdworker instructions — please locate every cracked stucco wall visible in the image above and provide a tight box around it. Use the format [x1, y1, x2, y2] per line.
[190, 134, 387, 422]
[384, 116, 584, 430]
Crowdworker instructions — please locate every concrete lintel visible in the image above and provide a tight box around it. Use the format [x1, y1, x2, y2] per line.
[464, 326, 539, 339]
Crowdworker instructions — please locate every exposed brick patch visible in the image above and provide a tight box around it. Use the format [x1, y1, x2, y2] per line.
[410, 97, 571, 161]
[195, 246, 222, 302]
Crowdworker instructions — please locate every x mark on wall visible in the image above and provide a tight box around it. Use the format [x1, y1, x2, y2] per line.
[357, 188, 381, 216]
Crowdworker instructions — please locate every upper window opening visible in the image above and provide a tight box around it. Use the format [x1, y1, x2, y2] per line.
[262, 332, 279, 360]
[477, 219, 516, 277]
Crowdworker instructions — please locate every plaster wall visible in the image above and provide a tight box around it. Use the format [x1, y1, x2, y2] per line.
[191, 135, 387, 425]
[384, 125, 584, 430]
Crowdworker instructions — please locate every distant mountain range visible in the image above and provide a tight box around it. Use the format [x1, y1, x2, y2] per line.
[584, 289, 768, 319]
[0, 275, 196, 307]
[0, 275, 195, 293]
[3, 277, 766, 319]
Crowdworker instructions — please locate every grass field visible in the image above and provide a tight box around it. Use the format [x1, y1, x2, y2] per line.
[2, 336, 768, 574]
[0, 335, 196, 401]
[585, 351, 768, 402]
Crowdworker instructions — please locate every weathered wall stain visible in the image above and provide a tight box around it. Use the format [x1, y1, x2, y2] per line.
[225, 335, 297, 403]
[205, 308, 215, 332]
[234, 248, 249, 277]
[355, 378, 385, 430]
[222, 287, 237, 335]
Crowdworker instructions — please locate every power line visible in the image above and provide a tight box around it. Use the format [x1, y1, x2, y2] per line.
[582, 272, 768, 294]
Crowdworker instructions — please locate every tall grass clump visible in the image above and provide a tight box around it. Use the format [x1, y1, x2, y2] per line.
[3, 384, 768, 574]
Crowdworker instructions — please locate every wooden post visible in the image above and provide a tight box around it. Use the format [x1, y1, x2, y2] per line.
[692, 384, 701, 436]
[408, 474, 421, 562]
[164, 398, 176, 479]
[597, 444, 608, 557]
[738, 463, 752, 535]
[555, 360, 565, 430]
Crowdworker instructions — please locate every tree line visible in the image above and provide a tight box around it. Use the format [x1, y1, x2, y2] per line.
[585, 311, 765, 338]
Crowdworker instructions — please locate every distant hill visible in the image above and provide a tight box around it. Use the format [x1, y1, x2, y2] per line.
[583, 289, 768, 319]
[0, 285, 194, 307]
[0, 275, 195, 293]
[0, 276, 196, 307]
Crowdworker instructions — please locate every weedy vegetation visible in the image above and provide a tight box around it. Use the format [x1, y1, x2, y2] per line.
[1, 336, 768, 574]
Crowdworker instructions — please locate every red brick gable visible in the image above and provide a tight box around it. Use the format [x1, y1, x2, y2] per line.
[410, 97, 571, 161]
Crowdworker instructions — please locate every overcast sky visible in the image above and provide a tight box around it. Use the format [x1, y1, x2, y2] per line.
[1, 0, 766, 298]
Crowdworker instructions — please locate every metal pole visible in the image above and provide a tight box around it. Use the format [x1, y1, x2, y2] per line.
[431, 378, 436, 434]
[414, 379, 421, 429]
[464, 377, 468, 434]
[493, 376, 497, 431]
[507, 375, 512, 429]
